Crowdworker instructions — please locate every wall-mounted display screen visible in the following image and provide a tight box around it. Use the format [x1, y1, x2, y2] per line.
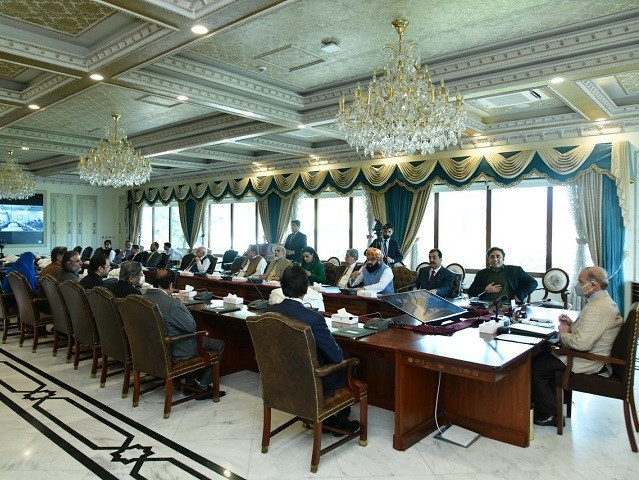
[0, 194, 44, 245]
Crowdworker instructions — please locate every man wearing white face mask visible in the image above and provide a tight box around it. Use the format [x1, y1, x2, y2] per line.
[530, 266, 623, 427]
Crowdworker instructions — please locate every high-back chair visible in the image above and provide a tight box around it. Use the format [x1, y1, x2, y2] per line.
[230, 255, 246, 274]
[115, 295, 221, 418]
[326, 256, 340, 266]
[60, 281, 101, 376]
[415, 261, 429, 274]
[205, 255, 218, 273]
[179, 253, 195, 270]
[536, 268, 571, 309]
[554, 302, 639, 452]
[80, 246, 93, 262]
[40, 274, 74, 361]
[392, 266, 417, 292]
[322, 262, 338, 286]
[221, 249, 238, 270]
[0, 284, 20, 343]
[246, 311, 367, 473]
[86, 287, 132, 398]
[7, 271, 52, 352]
[446, 263, 466, 298]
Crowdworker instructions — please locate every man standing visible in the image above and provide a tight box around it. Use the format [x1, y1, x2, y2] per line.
[467, 247, 537, 303]
[284, 220, 307, 263]
[144, 269, 225, 398]
[266, 265, 359, 434]
[259, 245, 290, 281]
[191, 246, 210, 273]
[102, 240, 116, 262]
[58, 250, 82, 283]
[350, 247, 394, 294]
[80, 254, 110, 290]
[237, 245, 266, 277]
[145, 242, 162, 268]
[530, 266, 623, 426]
[369, 223, 403, 267]
[334, 249, 360, 288]
[414, 249, 455, 297]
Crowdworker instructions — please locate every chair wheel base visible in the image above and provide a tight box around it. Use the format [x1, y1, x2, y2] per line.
[163, 413, 170, 419]
[100, 383, 105, 388]
[261, 446, 268, 454]
[310, 465, 318, 473]
[359, 440, 367, 446]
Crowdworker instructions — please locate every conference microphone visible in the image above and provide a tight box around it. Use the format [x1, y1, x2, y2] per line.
[490, 294, 509, 321]
[183, 256, 197, 273]
[247, 277, 269, 310]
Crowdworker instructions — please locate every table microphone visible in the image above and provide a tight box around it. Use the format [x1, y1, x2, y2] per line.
[247, 278, 269, 310]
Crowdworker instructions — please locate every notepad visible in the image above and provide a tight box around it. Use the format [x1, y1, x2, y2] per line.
[434, 425, 480, 447]
[331, 327, 375, 339]
[496, 333, 542, 345]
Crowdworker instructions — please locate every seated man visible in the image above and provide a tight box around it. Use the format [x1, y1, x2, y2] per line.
[530, 266, 623, 426]
[266, 265, 358, 434]
[80, 254, 110, 290]
[107, 260, 143, 298]
[190, 246, 210, 274]
[269, 284, 325, 311]
[145, 242, 162, 268]
[144, 269, 225, 398]
[259, 245, 290, 281]
[237, 244, 266, 277]
[414, 248, 455, 297]
[58, 250, 82, 283]
[467, 247, 537, 303]
[350, 247, 394, 294]
[164, 242, 183, 267]
[334, 248, 360, 288]
[130, 245, 143, 263]
[38, 246, 67, 292]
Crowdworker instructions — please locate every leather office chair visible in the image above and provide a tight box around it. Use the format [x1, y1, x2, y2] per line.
[179, 253, 195, 270]
[392, 266, 417, 292]
[158, 253, 169, 269]
[446, 263, 466, 298]
[221, 249, 238, 270]
[415, 261, 429, 274]
[535, 268, 571, 309]
[246, 312, 367, 473]
[229, 255, 246, 274]
[0, 284, 20, 344]
[322, 262, 338, 286]
[205, 255, 218, 274]
[115, 295, 220, 418]
[554, 302, 639, 452]
[92, 247, 105, 257]
[40, 274, 74, 362]
[60, 281, 101, 377]
[394, 261, 405, 267]
[80, 247, 93, 262]
[326, 256, 340, 266]
[86, 287, 132, 397]
[7, 271, 52, 352]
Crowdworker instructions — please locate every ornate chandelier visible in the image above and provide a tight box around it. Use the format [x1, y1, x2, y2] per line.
[78, 114, 151, 188]
[338, 19, 466, 157]
[0, 149, 36, 200]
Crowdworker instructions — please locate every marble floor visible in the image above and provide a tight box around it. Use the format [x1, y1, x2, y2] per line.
[0, 340, 637, 480]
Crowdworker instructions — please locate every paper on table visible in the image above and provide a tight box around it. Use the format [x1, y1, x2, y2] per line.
[495, 333, 542, 345]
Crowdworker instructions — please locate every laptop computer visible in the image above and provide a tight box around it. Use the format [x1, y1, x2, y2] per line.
[382, 289, 466, 325]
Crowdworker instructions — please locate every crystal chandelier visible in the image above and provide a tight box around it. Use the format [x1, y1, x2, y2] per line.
[78, 114, 151, 187]
[338, 19, 466, 157]
[0, 149, 36, 200]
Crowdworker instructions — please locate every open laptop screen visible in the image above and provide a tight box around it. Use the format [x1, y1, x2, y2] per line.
[382, 289, 466, 323]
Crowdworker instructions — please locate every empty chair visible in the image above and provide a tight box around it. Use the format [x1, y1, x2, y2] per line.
[322, 262, 338, 286]
[246, 311, 367, 473]
[179, 253, 195, 270]
[446, 263, 466, 298]
[536, 268, 571, 309]
[392, 266, 417, 292]
[60, 281, 101, 376]
[221, 249, 238, 270]
[7, 271, 52, 352]
[555, 303, 639, 452]
[205, 255, 218, 274]
[40, 274, 74, 362]
[86, 287, 132, 398]
[229, 255, 246, 274]
[80, 247, 93, 262]
[0, 284, 20, 343]
[116, 295, 220, 418]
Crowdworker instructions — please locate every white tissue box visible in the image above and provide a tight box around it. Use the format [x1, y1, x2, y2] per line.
[179, 290, 196, 298]
[264, 280, 280, 287]
[310, 284, 324, 292]
[208, 273, 222, 279]
[180, 270, 194, 276]
[357, 289, 377, 298]
[231, 276, 248, 282]
[331, 313, 358, 324]
[478, 320, 499, 334]
[223, 295, 243, 305]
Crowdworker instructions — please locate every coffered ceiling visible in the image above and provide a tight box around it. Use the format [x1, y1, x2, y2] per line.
[1, 0, 639, 185]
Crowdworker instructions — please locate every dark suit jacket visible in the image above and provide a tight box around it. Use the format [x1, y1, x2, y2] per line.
[145, 251, 162, 268]
[107, 280, 141, 299]
[79, 271, 106, 290]
[284, 231, 307, 263]
[414, 266, 455, 298]
[266, 298, 345, 394]
[468, 265, 538, 302]
[369, 238, 403, 266]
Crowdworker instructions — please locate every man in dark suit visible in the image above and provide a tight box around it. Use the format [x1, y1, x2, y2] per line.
[414, 249, 455, 297]
[284, 219, 307, 263]
[266, 265, 359, 435]
[79, 254, 110, 290]
[145, 242, 162, 268]
[369, 223, 403, 267]
[144, 269, 225, 398]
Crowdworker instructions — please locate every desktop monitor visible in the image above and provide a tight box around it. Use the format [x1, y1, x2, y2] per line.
[382, 289, 466, 323]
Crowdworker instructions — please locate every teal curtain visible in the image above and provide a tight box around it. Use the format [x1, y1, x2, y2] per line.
[266, 194, 282, 243]
[178, 198, 205, 249]
[383, 184, 413, 249]
[601, 175, 625, 308]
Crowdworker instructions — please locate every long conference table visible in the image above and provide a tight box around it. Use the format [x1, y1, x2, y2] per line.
[152, 273, 566, 451]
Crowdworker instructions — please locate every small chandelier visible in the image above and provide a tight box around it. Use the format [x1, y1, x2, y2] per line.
[0, 149, 36, 200]
[78, 114, 151, 188]
[338, 19, 466, 157]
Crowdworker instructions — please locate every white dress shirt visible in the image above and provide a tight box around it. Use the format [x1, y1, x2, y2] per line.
[337, 263, 356, 288]
[193, 256, 210, 273]
[268, 287, 325, 311]
[351, 264, 394, 292]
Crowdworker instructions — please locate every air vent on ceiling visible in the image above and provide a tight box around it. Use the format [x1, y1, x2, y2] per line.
[477, 90, 548, 109]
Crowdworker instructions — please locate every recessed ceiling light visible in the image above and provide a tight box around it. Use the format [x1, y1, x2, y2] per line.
[177, 95, 188, 101]
[90, 73, 104, 81]
[21, 146, 29, 150]
[297, 124, 306, 129]
[595, 117, 607, 122]
[28, 104, 40, 110]
[549, 77, 565, 84]
[472, 133, 482, 137]
[191, 25, 209, 35]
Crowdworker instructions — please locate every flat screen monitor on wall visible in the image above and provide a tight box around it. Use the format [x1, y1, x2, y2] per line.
[0, 194, 44, 245]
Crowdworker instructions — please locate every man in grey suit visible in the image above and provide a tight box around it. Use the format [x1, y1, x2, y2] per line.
[144, 269, 226, 398]
[58, 250, 82, 283]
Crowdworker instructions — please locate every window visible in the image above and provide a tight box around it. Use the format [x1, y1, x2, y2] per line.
[139, 207, 152, 250]
[352, 193, 368, 261]
[152, 205, 169, 247]
[317, 196, 349, 260]
[207, 203, 231, 253]
[294, 195, 316, 248]
[169, 205, 186, 249]
[233, 202, 257, 249]
[552, 186, 584, 276]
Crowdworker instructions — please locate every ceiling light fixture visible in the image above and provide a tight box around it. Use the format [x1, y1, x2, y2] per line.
[338, 19, 465, 157]
[90, 74, 104, 81]
[297, 124, 306, 129]
[191, 25, 209, 35]
[549, 77, 565, 84]
[21, 146, 29, 150]
[78, 114, 151, 188]
[28, 104, 40, 110]
[177, 95, 188, 101]
[0, 149, 36, 200]
[320, 40, 340, 53]
[472, 133, 482, 137]
[595, 117, 607, 122]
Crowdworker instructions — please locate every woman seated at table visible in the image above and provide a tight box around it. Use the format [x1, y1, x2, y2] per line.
[301, 246, 326, 284]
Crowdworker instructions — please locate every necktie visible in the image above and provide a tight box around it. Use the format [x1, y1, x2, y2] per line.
[382, 240, 388, 257]
[429, 269, 436, 287]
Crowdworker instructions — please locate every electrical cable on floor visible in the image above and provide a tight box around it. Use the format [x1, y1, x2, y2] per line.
[434, 370, 443, 434]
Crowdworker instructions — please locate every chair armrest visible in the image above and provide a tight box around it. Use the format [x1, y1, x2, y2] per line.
[553, 347, 626, 366]
[314, 358, 359, 378]
[31, 296, 51, 313]
[0, 292, 15, 301]
[164, 330, 206, 343]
